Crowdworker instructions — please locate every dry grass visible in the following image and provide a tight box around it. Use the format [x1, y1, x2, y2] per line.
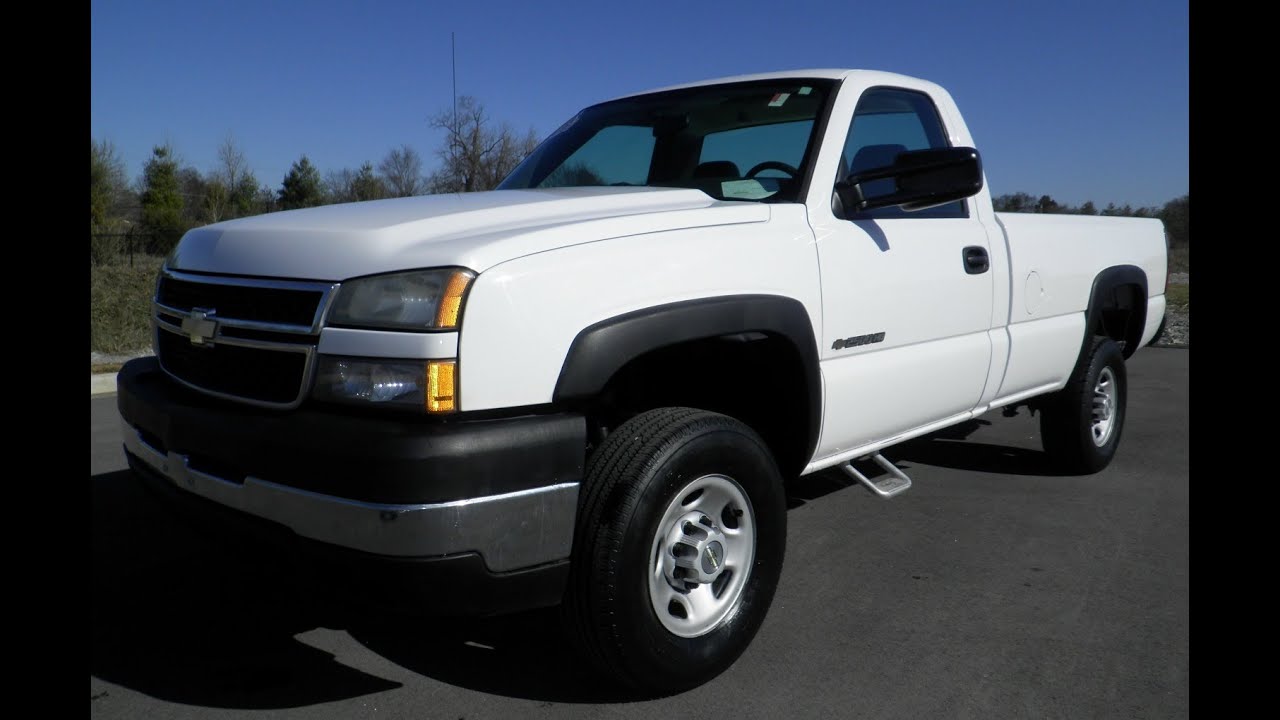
[1165, 283, 1189, 311]
[92, 260, 164, 354]
[1168, 246, 1189, 274]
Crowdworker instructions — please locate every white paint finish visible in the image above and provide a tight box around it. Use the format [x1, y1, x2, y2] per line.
[811, 217, 996, 351]
[997, 212, 1167, 325]
[1139, 295, 1167, 347]
[803, 75, 997, 459]
[605, 67, 862, 101]
[1025, 271, 1044, 314]
[997, 312, 1087, 400]
[169, 187, 766, 281]
[812, 332, 993, 461]
[317, 328, 458, 359]
[984, 382, 1067, 413]
[805, 409, 977, 475]
[977, 328, 1011, 408]
[458, 205, 822, 411]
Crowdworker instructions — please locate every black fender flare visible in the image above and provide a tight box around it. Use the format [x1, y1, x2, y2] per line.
[553, 294, 822, 464]
[1081, 265, 1148, 362]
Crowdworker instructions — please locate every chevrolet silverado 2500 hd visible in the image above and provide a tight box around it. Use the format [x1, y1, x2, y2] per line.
[117, 69, 1168, 694]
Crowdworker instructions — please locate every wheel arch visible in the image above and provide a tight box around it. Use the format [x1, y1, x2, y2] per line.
[553, 295, 822, 477]
[1080, 265, 1148, 362]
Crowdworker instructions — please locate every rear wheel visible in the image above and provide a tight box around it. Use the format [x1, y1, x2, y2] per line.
[565, 407, 787, 695]
[1039, 336, 1127, 473]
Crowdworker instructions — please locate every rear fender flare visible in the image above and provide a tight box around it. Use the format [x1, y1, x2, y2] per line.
[1080, 265, 1148, 362]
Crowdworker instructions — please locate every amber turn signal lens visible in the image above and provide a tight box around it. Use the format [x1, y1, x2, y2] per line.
[426, 360, 456, 413]
[434, 271, 473, 328]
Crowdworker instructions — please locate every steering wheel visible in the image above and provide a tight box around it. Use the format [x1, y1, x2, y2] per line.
[744, 161, 800, 178]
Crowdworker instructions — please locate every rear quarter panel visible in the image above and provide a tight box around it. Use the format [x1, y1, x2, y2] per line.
[993, 213, 1167, 400]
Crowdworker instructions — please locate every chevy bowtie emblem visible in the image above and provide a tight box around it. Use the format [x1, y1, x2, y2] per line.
[181, 308, 218, 345]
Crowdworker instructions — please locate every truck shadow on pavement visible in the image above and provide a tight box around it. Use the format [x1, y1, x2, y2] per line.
[91, 468, 636, 707]
[91, 420, 1067, 708]
[785, 419, 1071, 507]
[92, 469, 404, 709]
[890, 419, 1075, 477]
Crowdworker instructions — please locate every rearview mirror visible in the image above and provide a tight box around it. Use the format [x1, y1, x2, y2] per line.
[835, 147, 983, 214]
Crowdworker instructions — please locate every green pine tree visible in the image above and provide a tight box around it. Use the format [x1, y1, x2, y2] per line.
[278, 155, 324, 210]
[139, 144, 185, 253]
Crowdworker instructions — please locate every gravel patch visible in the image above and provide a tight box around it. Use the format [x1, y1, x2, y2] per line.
[1153, 271, 1188, 348]
[1153, 311, 1188, 348]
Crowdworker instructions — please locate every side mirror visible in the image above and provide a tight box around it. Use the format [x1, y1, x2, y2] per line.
[835, 147, 983, 214]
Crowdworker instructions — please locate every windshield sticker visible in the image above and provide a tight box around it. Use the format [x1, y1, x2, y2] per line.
[721, 180, 775, 200]
[768, 93, 790, 107]
[798, 86, 812, 95]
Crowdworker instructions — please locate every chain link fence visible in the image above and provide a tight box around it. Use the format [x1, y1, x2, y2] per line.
[91, 232, 169, 267]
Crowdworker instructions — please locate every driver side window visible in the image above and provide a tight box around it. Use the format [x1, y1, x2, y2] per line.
[699, 120, 813, 178]
[694, 120, 814, 201]
[840, 87, 967, 219]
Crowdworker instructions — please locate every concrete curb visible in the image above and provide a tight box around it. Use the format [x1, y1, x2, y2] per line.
[92, 373, 118, 396]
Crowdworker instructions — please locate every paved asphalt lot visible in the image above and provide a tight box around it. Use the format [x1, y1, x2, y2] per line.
[91, 348, 1187, 719]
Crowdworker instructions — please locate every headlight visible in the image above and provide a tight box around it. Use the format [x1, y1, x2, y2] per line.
[313, 357, 457, 413]
[328, 268, 474, 331]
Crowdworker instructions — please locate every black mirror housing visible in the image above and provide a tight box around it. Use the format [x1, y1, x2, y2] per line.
[836, 147, 984, 214]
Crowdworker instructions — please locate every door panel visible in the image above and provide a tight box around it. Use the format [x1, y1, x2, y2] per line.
[808, 84, 995, 462]
[818, 329, 993, 455]
[812, 217, 994, 458]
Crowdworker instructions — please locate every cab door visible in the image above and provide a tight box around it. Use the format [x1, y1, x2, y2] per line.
[807, 84, 996, 461]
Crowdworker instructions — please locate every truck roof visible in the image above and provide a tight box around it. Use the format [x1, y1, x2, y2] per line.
[606, 69, 935, 103]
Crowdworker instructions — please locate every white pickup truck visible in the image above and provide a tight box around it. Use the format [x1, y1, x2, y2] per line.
[117, 69, 1167, 694]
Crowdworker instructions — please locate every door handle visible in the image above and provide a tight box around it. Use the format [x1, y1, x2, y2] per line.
[963, 246, 989, 275]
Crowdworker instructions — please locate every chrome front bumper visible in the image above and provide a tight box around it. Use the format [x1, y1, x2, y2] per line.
[122, 420, 580, 572]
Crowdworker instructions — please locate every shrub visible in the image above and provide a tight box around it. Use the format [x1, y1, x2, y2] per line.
[91, 260, 164, 355]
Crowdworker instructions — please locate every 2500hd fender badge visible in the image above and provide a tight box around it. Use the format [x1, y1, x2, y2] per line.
[832, 332, 885, 351]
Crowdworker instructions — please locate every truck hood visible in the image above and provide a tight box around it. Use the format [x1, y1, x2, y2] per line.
[168, 186, 770, 280]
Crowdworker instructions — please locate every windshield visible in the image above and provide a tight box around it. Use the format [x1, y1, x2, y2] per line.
[498, 79, 835, 203]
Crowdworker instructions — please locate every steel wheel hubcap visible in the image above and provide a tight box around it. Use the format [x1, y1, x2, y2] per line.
[648, 474, 755, 638]
[1091, 366, 1118, 447]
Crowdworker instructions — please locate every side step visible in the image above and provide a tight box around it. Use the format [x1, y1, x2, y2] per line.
[840, 453, 913, 499]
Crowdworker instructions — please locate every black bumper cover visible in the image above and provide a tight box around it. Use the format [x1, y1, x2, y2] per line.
[116, 356, 585, 616]
[117, 356, 585, 505]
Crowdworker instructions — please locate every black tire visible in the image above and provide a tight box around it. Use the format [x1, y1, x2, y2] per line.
[1039, 336, 1127, 474]
[565, 407, 787, 696]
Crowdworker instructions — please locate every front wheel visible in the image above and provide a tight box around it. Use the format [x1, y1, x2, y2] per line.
[565, 408, 787, 695]
[1039, 336, 1128, 473]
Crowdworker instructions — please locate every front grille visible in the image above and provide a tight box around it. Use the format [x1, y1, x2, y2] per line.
[158, 275, 323, 327]
[157, 330, 308, 405]
[153, 270, 336, 408]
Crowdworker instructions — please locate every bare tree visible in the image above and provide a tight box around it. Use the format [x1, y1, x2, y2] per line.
[325, 167, 358, 204]
[541, 161, 605, 188]
[427, 96, 540, 193]
[91, 138, 128, 231]
[205, 134, 259, 222]
[217, 135, 250, 195]
[325, 162, 385, 203]
[379, 145, 426, 197]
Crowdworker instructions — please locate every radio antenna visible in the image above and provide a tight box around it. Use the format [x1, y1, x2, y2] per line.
[451, 31, 457, 131]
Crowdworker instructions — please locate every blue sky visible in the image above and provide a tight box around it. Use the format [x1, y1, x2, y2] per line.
[91, 0, 1187, 209]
